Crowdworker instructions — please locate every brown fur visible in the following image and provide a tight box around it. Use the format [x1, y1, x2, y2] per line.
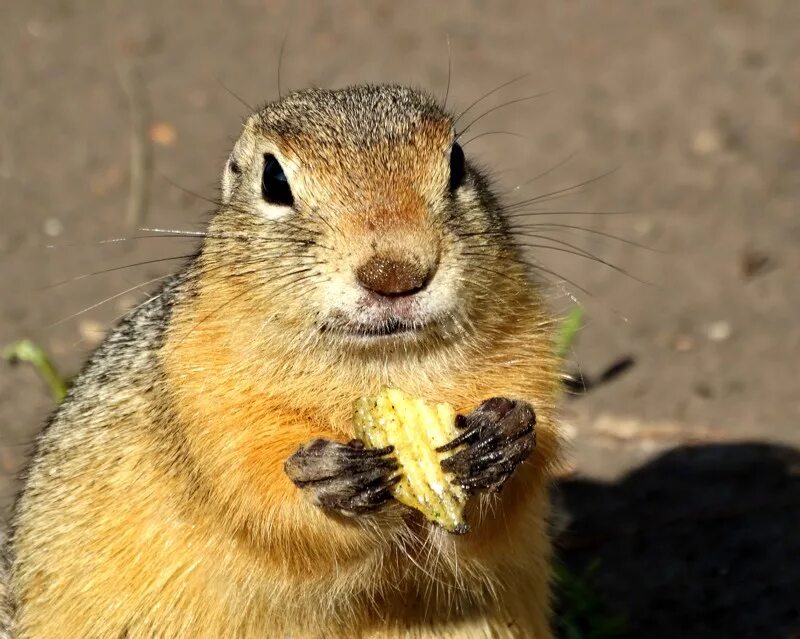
[5, 85, 561, 637]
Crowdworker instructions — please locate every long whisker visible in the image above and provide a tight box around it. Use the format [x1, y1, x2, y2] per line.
[461, 259, 524, 287]
[46, 254, 198, 289]
[51, 246, 318, 328]
[443, 35, 452, 109]
[456, 92, 551, 139]
[513, 240, 652, 285]
[502, 168, 619, 211]
[459, 223, 653, 252]
[453, 274, 507, 306]
[156, 172, 223, 208]
[504, 211, 632, 223]
[138, 226, 206, 236]
[307, 207, 339, 239]
[461, 131, 527, 147]
[520, 261, 596, 299]
[45, 238, 328, 290]
[468, 235, 615, 271]
[461, 244, 597, 299]
[49, 274, 174, 327]
[452, 73, 530, 124]
[277, 32, 289, 99]
[511, 150, 578, 191]
[215, 78, 254, 111]
[42, 234, 208, 251]
[158, 175, 283, 225]
[175, 264, 317, 348]
[510, 222, 658, 251]
[213, 256, 319, 283]
[71, 289, 167, 349]
[157, 175, 328, 241]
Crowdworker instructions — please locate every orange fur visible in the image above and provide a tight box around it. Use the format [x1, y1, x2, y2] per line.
[8, 86, 562, 638]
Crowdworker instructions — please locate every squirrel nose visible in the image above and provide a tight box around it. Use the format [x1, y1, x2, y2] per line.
[355, 255, 434, 297]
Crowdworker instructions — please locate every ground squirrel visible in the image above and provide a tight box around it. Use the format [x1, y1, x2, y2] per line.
[3, 84, 561, 638]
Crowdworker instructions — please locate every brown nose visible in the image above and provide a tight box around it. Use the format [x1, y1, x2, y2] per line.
[355, 255, 433, 296]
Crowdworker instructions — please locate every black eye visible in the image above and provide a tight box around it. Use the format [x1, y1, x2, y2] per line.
[262, 154, 294, 206]
[449, 142, 465, 191]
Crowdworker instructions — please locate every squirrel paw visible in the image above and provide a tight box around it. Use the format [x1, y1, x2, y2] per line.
[285, 438, 400, 516]
[438, 397, 536, 494]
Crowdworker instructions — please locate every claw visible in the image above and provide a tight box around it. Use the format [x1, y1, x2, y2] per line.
[285, 438, 400, 516]
[439, 397, 537, 495]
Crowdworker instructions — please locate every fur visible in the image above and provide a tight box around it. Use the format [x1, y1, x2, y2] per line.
[4, 85, 561, 638]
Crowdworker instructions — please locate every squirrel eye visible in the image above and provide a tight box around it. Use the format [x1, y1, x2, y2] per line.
[261, 154, 294, 207]
[449, 142, 465, 191]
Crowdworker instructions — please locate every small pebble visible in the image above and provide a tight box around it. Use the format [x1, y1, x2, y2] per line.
[739, 247, 771, 279]
[43, 218, 63, 237]
[148, 122, 177, 147]
[673, 335, 694, 352]
[691, 128, 723, 156]
[706, 321, 732, 342]
[694, 382, 714, 399]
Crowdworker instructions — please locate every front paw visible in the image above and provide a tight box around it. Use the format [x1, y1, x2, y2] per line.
[284, 438, 400, 517]
[438, 397, 536, 493]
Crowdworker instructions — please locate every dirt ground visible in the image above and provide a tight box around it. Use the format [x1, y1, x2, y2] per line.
[1, 1, 798, 637]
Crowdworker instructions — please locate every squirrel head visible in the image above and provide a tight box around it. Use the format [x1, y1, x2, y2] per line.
[200, 85, 532, 362]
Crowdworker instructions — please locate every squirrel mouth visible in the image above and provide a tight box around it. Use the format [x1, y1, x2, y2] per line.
[321, 316, 431, 340]
[321, 292, 438, 340]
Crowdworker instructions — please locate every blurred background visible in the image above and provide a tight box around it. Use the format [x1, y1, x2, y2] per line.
[1, 1, 798, 637]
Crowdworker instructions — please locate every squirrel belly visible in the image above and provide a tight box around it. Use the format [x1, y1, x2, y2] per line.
[5, 85, 562, 638]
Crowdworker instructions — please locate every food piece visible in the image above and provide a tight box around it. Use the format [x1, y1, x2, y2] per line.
[353, 387, 468, 533]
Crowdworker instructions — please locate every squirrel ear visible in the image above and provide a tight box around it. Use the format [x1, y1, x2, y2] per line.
[221, 154, 240, 204]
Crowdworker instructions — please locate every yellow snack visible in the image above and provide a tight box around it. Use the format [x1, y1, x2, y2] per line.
[353, 387, 468, 533]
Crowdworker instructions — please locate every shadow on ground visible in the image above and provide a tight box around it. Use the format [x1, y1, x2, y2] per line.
[556, 443, 800, 639]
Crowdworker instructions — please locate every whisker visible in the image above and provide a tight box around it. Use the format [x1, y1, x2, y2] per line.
[502, 168, 619, 211]
[138, 226, 207, 237]
[510, 222, 658, 251]
[69, 289, 167, 350]
[508, 190, 585, 208]
[511, 150, 578, 191]
[306, 208, 339, 239]
[522, 262, 595, 299]
[442, 35, 452, 109]
[513, 239, 651, 285]
[49, 274, 174, 327]
[157, 172, 223, 208]
[158, 175, 329, 242]
[461, 260, 523, 287]
[461, 130, 527, 147]
[463, 246, 597, 300]
[44, 234, 207, 250]
[46, 254, 198, 289]
[215, 78, 254, 111]
[172, 286, 255, 350]
[277, 32, 289, 99]
[275, 271, 321, 298]
[52, 245, 318, 328]
[157, 175, 288, 228]
[213, 257, 319, 283]
[456, 92, 551, 139]
[452, 73, 530, 124]
[454, 274, 507, 306]
[503, 209, 631, 220]
[169, 261, 320, 350]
